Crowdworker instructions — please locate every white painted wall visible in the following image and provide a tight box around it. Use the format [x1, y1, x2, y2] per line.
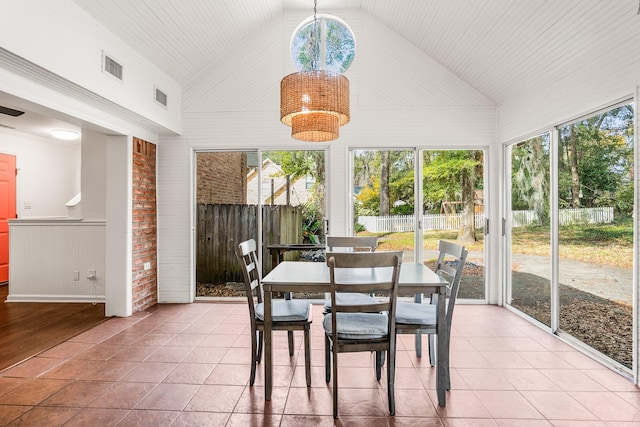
[156, 139, 192, 304]
[81, 130, 107, 220]
[158, 11, 498, 303]
[105, 135, 132, 317]
[1, 0, 182, 134]
[0, 127, 79, 218]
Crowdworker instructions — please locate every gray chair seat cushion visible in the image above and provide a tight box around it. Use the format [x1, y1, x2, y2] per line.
[323, 292, 379, 311]
[395, 301, 436, 325]
[255, 299, 310, 322]
[323, 312, 388, 339]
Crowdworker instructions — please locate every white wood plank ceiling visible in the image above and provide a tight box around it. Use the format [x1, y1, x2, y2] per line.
[71, 0, 640, 105]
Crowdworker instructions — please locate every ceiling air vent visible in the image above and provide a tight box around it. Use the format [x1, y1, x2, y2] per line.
[102, 51, 123, 80]
[155, 87, 168, 107]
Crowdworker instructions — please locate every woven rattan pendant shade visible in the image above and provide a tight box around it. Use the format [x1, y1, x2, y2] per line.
[280, 70, 350, 142]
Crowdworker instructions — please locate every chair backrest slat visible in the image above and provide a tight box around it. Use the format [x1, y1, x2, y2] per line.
[327, 250, 403, 330]
[235, 239, 264, 313]
[434, 240, 468, 325]
[326, 236, 377, 252]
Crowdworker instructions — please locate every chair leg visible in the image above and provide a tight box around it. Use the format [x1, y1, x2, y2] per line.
[415, 331, 422, 358]
[444, 327, 451, 391]
[304, 326, 311, 387]
[285, 292, 295, 357]
[287, 331, 295, 357]
[414, 293, 423, 359]
[257, 331, 263, 363]
[250, 329, 258, 386]
[375, 351, 383, 381]
[325, 334, 331, 383]
[332, 346, 339, 418]
[428, 333, 436, 367]
[387, 346, 396, 416]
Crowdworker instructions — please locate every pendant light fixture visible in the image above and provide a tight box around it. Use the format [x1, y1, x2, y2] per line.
[280, 0, 350, 142]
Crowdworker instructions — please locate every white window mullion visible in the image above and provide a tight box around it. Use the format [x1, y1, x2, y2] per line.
[550, 128, 560, 333]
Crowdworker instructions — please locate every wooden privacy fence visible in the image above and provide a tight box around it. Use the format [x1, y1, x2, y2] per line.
[196, 204, 303, 285]
[359, 207, 614, 233]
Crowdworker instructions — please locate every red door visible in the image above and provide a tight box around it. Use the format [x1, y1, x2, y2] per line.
[0, 154, 16, 283]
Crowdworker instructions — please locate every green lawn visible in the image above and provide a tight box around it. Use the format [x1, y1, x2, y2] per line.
[365, 216, 633, 269]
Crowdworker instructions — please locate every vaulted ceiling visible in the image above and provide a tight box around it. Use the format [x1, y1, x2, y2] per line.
[71, 0, 639, 106]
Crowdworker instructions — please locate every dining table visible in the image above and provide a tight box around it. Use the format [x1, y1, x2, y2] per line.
[261, 260, 451, 407]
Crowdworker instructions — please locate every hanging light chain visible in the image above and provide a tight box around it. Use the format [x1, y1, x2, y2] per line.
[311, 0, 319, 70]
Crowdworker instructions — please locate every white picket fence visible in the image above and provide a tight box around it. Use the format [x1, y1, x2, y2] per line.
[358, 213, 484, 233]
[358, 207, 614, 233]
[511, 207, 614, 227]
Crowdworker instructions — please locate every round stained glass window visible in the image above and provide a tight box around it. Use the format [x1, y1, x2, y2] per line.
[291, 14, 355, 73]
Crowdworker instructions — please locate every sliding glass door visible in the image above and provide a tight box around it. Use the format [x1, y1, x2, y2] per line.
[260, 149, 326, 264]
[505, 102, 634, 370]
[351, 148, 487, 300]
[194, 149, 326, 299]
[195, 151, 259, 298]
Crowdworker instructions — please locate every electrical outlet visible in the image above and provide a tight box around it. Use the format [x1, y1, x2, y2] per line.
[87, 269, 96, 280]
[73, 271, 80, 281]
[144, 262, 151, 270]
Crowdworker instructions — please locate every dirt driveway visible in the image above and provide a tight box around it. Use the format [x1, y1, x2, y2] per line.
[512, 253, 632, 305]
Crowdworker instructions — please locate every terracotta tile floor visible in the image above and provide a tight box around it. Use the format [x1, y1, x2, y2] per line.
[1, 302, 640, 426]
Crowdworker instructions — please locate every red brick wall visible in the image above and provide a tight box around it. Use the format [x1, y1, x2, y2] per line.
[132, 137, 157, 312]
[196, 152, 247, 204]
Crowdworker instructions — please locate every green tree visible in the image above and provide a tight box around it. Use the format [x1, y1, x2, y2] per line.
[292, 19, 355, 73]
[353, 150, 414, 216]
[263, 150, 326, 235]
[558, 106, 634, 214]
[423, 151, 483, 243]
[355, 175, 380, 215]
[512, 135, 550, 225]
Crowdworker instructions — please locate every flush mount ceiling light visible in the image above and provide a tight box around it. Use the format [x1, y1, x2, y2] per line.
[280, 0, 350, 142]
[51, 129, 80, 140]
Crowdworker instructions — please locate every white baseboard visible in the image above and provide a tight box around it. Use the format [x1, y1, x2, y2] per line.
[5, 294, 106, 303]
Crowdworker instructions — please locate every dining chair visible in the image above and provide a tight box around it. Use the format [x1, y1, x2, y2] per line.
[324, 250, 403, 418]
[235, 238, 312, 387]
[323, 236, 380, 313]
[395, 240, 467, 389]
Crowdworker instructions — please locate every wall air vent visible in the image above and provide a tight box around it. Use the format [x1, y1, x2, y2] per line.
[102, 51, 123, 80]
[0, 106, 25, 117]
[154, 87, 168, 107]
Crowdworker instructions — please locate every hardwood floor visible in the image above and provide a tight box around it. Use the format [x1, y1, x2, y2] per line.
[0, 284, 106, 371]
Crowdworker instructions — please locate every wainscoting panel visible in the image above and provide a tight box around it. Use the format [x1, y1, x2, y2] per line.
[8, 219, 106, 302]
